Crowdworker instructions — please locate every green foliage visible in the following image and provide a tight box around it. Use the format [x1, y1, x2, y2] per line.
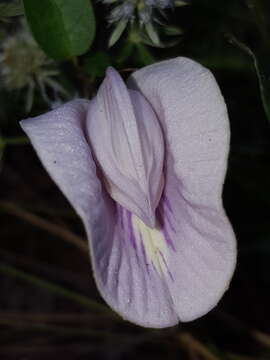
[108, 20, 128, 47]
[0, 0, 24, 17]
[23, 0, 96, 60]
[145, 23, 160, 47]
[83, 52, 111, 78]
[136, 43, 155, 65]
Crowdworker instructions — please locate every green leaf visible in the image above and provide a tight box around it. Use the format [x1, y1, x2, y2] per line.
[108, 20, 128, 48]
[115, 41, 134, 63]
[136, 43, 155, 65]
[174, 0, 190, 6]
[163, 26, 183, 36]
[0, 1, 24, 17]
[83, 52, 111, 77]
[145, 23, 160, 47]
[23, 0, 96, 60]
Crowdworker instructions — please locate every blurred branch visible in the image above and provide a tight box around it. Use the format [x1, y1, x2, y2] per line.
[227, 33, 270, 123]
[213, 310, 270, 350]
[252, 330, 270, 349]
[246, 0, 268, 45]
[0, 327, 163, 357]
[227, 353, 257, 360]
[3, 136, 29, 145]
[0, 318, 115, 337]
[226, 34, 253, 57]
[0, 343, 97, 356]
[0, 201, 88, 253]
[0, 311, 114, 324]
[0, 248, 91, 292]
[0, 263, 115, 316]
[0, 136, 29, 148]
[178, 332, 220, 360]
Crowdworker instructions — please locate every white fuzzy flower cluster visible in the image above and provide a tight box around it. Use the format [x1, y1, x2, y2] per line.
[107, 0, 173, 25]
[0, 26, 68, 112]
[104, 0, 189, 47]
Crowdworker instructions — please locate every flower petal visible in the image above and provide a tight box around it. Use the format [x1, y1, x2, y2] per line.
[128, 57, 237, 321]
[93, 201, 179, 328]
[20, 58, 237, 328]
[20, 98, 178, 328]
[86, 67, 164, 228]
[20, 100, 102, 223]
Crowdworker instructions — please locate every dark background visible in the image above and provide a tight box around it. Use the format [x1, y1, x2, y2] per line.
[1, 0, 270, 359]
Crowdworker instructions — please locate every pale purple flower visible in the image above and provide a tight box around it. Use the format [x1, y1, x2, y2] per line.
[20, 57, 237, 328]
